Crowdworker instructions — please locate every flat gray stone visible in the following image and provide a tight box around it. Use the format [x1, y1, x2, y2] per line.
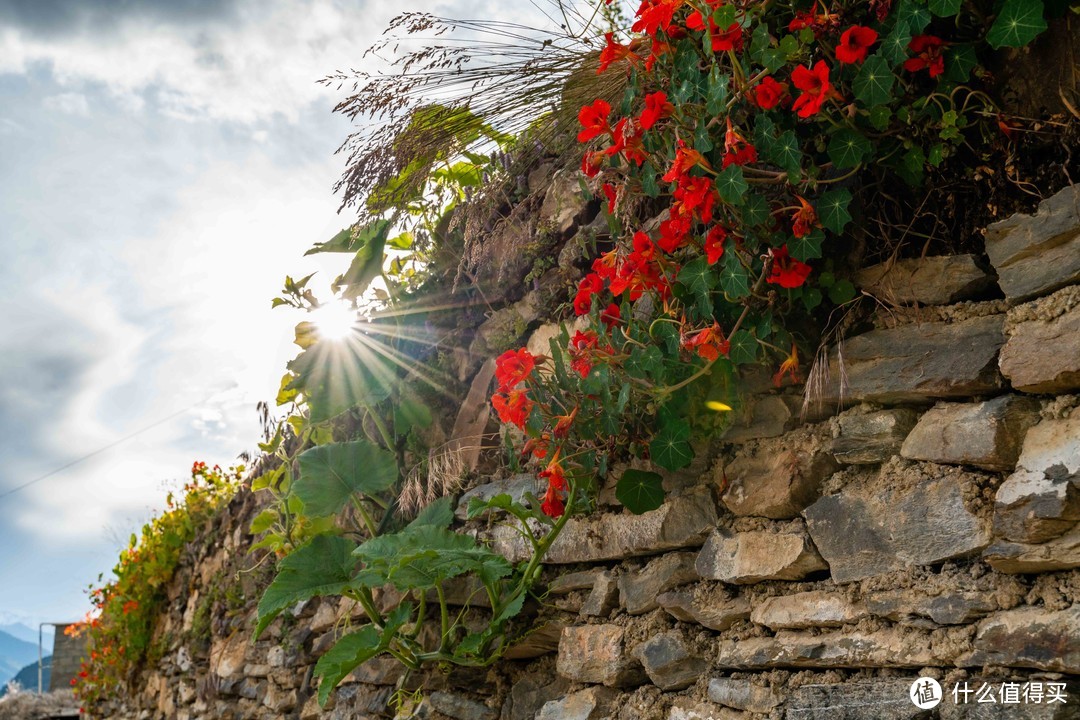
[900, 395, 1041, 471]
[634, 631, 708, 691]
[831, 408, 919, 465]
[750, 590, 868, 629]
[657, 589, 751, 632]
[865, 589, 998, 625]
[721, 395, 799, 443]
[491, 487, 717, 564]
[707, 678, 781, 713]
[695, 527, 828, 584]
[804, 467, 992, 583]
[818, 315, 1006, 406]
[984, 523, 1080, 573]
[985, 184, 1080, 301]
[536, 686, 618, 720]
[1000, 290, 1080, 393]
[959, 606, 1080, 673]
[784, 679, 926, 720]
[994, 413, 1080, 543]
[581, 570, 620, 618]
[429, 692, 496, 720]
[854, 254, 994, 305]
[556, 625, 646, 687]
[618, 552, 699, 615]
[715, 627, 955, 669]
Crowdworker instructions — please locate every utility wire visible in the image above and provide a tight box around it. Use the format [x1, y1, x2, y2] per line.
[0, 388, 233, 503]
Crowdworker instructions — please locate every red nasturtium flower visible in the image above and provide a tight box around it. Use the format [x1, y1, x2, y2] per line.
[791, 195, 819, 238]
[639, 91, 673, 130]
[495, 348, 536, 391]
[835, 25, 877, 64]
[722, 119, 757, 168]
[581, 150, 605, 178]
[791, 60, 836, 118]
[753, 76, 788, 109]
[552, 407, 578, 438]
[704, 226, 727, 264]
[492, 389, 533, 429]
[598, 31, 639, 73]
[569, 330, 600, 377]
[904, 35, 945, 77]
[632, 0, 684, 37]
[773, 342, 800, 386]
[606, 118, 648, 165]
[574, 272, 604, 315]
[539, 453, 568, 518]
[577, 99, 612, 142]
[767, 245, 813, 288]
[601, 302, 622, 328]
[662, 140, 710, 182]
[602, 183, 618, 214]
[687, 12, 744, 53]
[683, 322, 730, 361]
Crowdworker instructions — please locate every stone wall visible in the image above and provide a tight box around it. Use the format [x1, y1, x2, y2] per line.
[102, 184, 1080, 720]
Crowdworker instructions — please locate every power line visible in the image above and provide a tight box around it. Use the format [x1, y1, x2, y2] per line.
[0, 389, 233, 503]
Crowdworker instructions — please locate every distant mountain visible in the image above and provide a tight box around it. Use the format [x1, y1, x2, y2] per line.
[0, 623, 52, 647]
[0, 631, 39, 685]
[0, 656, 50, 697]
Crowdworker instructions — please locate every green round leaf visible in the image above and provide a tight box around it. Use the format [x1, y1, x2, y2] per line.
[987, 0, 1048, 48]
[827, 129, 872, 170]
[650, 421, 694, 471]
[818, 189, 853, 234]
[616, 469, 666, 514]
[853, 55, 895, 108]
[727, 330, 758, 365]
[715, 165, 748, 206]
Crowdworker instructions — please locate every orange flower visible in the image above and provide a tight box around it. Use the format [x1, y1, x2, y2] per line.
[773, 342, 800, 386]
[495, 348, 536, 391]
[791, 195, 818, 238]
[552, 407, 579, 438]
[597, 32, 639, 73]
[492, 389, 533, 429]
[683, 322, 730, 361]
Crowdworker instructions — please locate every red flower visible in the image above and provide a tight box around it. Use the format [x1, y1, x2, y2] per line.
[791, 195, 818, 238]
[593, 251, 618, 280]
[683, 322, 730, 361]
[581, 151, 604, 178]
[598, 32, 639, 74]
[569, 330, 600, 377]
[662, 140, 710, 183]
[539, 456, 568, 491]
[541, 484, 565, 518]
[686, 10, 744, 53]
[601, 303, 622, 328]
[722, 119, 757, 168]
[492, 389, 533, 429]
[632, 0, 684, 37]
[603, 183, 618, 214]
[605, 118, 648, 166]
[791, 60, 836, 118]
[903, 35, 945, 77]
[753, 76, 788, 109]
[772, 342, 800, 387]
[704, 226, 727, 265]
[552, 407, 578, 439]
[658, 213, 691, 252]
[577, 99, 612, 142]
[835, 26, 877, 64]
[674, 175, 717, 223]
[645, 38, 673, 71]
[495, 348, 536, 391]
[767, 245, 812, 288]
[788, 11, 815, 31]
[639, 91, 673, 130]
[574, 272, 604, 315]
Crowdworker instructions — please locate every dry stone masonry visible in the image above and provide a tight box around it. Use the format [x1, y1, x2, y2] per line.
[104, 185, 1080, 719]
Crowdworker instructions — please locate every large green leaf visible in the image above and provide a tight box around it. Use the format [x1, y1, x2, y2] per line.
[827, 129, 872, 170]
[715, 165, 748, 205]
[719, 249, 751, 299]
[295, 441, 398, 517]
[314, 604, 410, 706]
[331, 220, 393, 300]
[818, 189, 853, 234]
[987, 0, 1047, 48]
[928, 0, 962, 16]
[255, 535, 358, 638]
[616, 469, 665, 514]
[853, 56, 894, 108]
[286, 340, 396, 422]
[354, 525, 511, 590]
[789, 228, 824, 262]
[650, 420, 694, 471]
[767, 130, 803, 181]
[727, 330, 759, 365]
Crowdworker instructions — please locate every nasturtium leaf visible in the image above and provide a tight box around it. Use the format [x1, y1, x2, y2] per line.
[719, 249, 751, 298]
[895, 0, 932, 34]
[678, 257, 714, 297]
[255, 535, 358, 638]
[944, 45, 977, 82]
[715, 165, 748, 205]
[880, 24, 913, 66]
[827, 129, 872, 169]
[817, 271, 836, 288]
[713, 4, 737, 27]
[642, 163, 661, 198]
[789, 228, 824, 262]
[768, 130, 803, 180]
[706, 66, 730, 115]
[853, 55, 895, 107]
[928, 0, 962, 16]
[727, 330, 758, 365]
[818, 189, 853, 234]
[987, 0, 1047, 48]
[828, 279, 857, 305]
[649, 420, 694, 471]
[693, 122, 714, 153]
[295, 440, 398, 517]
[616, 469, 665, 514]
[868, 105, 892, 131]
[779, 33, 801, 59]
[741, 193, 770, 227]
[406, 496, 455, 530]
[802, 286, 823, 311]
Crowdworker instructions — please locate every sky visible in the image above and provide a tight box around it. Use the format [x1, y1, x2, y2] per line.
[0, 0, 556, 627]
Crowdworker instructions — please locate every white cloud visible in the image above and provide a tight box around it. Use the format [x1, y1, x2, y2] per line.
[42, 91, 89, 117]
